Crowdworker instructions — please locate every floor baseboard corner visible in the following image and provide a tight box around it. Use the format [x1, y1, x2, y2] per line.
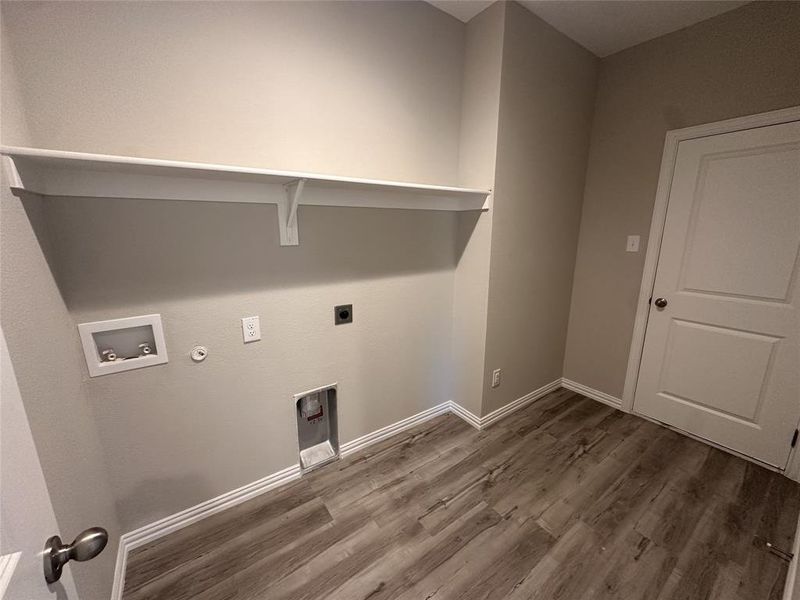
[481, 379, 563, 428]
[449, 378, 563, 430]
[560, 377, 622, 409]
[448, 400, 482, 430]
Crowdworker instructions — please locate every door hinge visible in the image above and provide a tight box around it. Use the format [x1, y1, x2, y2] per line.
[792, 429, 798, 448]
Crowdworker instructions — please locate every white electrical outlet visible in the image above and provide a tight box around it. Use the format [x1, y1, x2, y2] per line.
[626, 235, 640, 252]
[492, 368, 501, 388]
[241, 316, 261, 343]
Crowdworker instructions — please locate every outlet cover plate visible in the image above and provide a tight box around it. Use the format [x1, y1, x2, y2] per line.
[492, 369, 501, 388]
[241, 316, 261, 343]
[334, 304, 353, 325]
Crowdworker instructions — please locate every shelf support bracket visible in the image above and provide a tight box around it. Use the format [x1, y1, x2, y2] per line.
[1, 155, 23, 192]
[277, 178, 306, 246]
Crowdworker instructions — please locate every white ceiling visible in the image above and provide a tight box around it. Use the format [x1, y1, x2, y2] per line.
[427, 1, 496, 23]
[427, 1, 750, 57]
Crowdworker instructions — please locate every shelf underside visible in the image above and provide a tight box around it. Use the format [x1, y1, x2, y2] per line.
[1, 146, 490, 212]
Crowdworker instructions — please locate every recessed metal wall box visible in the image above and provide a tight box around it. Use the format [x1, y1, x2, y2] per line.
[294, 384, 339, 472]
[78, 314, 168, 377]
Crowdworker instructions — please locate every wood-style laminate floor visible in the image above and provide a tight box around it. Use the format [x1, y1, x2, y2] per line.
[123, 389, 800, 600]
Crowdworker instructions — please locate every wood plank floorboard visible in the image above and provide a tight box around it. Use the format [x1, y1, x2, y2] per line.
[123, 390, 800, 600]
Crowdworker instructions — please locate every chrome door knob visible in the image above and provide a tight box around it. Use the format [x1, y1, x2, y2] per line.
[654, 297, 668, 308]
[44, 527, 108, 584]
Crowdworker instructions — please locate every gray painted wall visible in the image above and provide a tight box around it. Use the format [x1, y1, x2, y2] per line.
[452, 1, 505, 416]
[0, 9, 470, 599]
[2, 0, 464, 183]
[482, 2, 597, 415]
[42, 198, 456, 532]
[6, 7, 795, 598]
[564, 1, 800, 399]
[1, 0, 466, 536]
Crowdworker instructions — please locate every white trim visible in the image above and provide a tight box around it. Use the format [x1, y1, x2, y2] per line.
[340, 401, 451, 457]
[784, 512, 800, 600]
[111, 463, 301, 600]
[78, 314, 168, 377]
[110, 381, 565, 598]
[448, 378, 563, 430]
[1, 145, 490, 247]
[480, 379, 563, 428]
[111, 400, 452, 599]
[110, 539, 127, 600]
[0, 552, 21, 599]
[561, 378, 622, 409]
[0, 146, 490, 213]
[110, 371, 800, 599]
[108, 378, 619, 599]
[448, 400, 482, 430]
[622, 106, 800, 413]
[0, 145, 489, 197]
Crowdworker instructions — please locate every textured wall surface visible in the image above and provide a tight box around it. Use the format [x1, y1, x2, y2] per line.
[1, 0, 464, 184]
[564, 1, 800, 398]
[1, 0, 466, 538]
[451, 1, 505, 416]
[482, 2, 597, 415]
[42, 198, 455, 531]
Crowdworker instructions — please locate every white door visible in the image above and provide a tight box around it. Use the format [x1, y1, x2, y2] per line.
[635, 120, 800, 469]
[0, 328, 80, 600]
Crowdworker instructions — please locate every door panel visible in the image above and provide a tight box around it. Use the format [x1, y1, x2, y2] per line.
[659, 319, 778, 422]
[680, 144, 800, 301]
[635, 120, 800, 468]
[0, 328, 79, 599]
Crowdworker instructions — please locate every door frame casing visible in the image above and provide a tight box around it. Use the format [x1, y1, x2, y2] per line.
[621, 105, 800, 475]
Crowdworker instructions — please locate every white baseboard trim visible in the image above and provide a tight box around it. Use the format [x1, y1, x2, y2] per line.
[560, 378, 623, 409]
[481, 379, 563, 428]
[111, 462, 301, 599]
[340, 401, 451, 457]
[111, 379, 601, 599]
[448, 400, 482, 429]
[448, 378, 563, 430]
[111, 400, 452, 599]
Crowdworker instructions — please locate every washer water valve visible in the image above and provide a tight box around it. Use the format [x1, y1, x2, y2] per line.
[190, 345, 209, 362]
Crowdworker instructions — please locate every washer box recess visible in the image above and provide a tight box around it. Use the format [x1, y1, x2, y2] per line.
[78, 314, 168, 377]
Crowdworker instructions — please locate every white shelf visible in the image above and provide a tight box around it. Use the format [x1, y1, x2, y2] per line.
[0, 146, 490, 246]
